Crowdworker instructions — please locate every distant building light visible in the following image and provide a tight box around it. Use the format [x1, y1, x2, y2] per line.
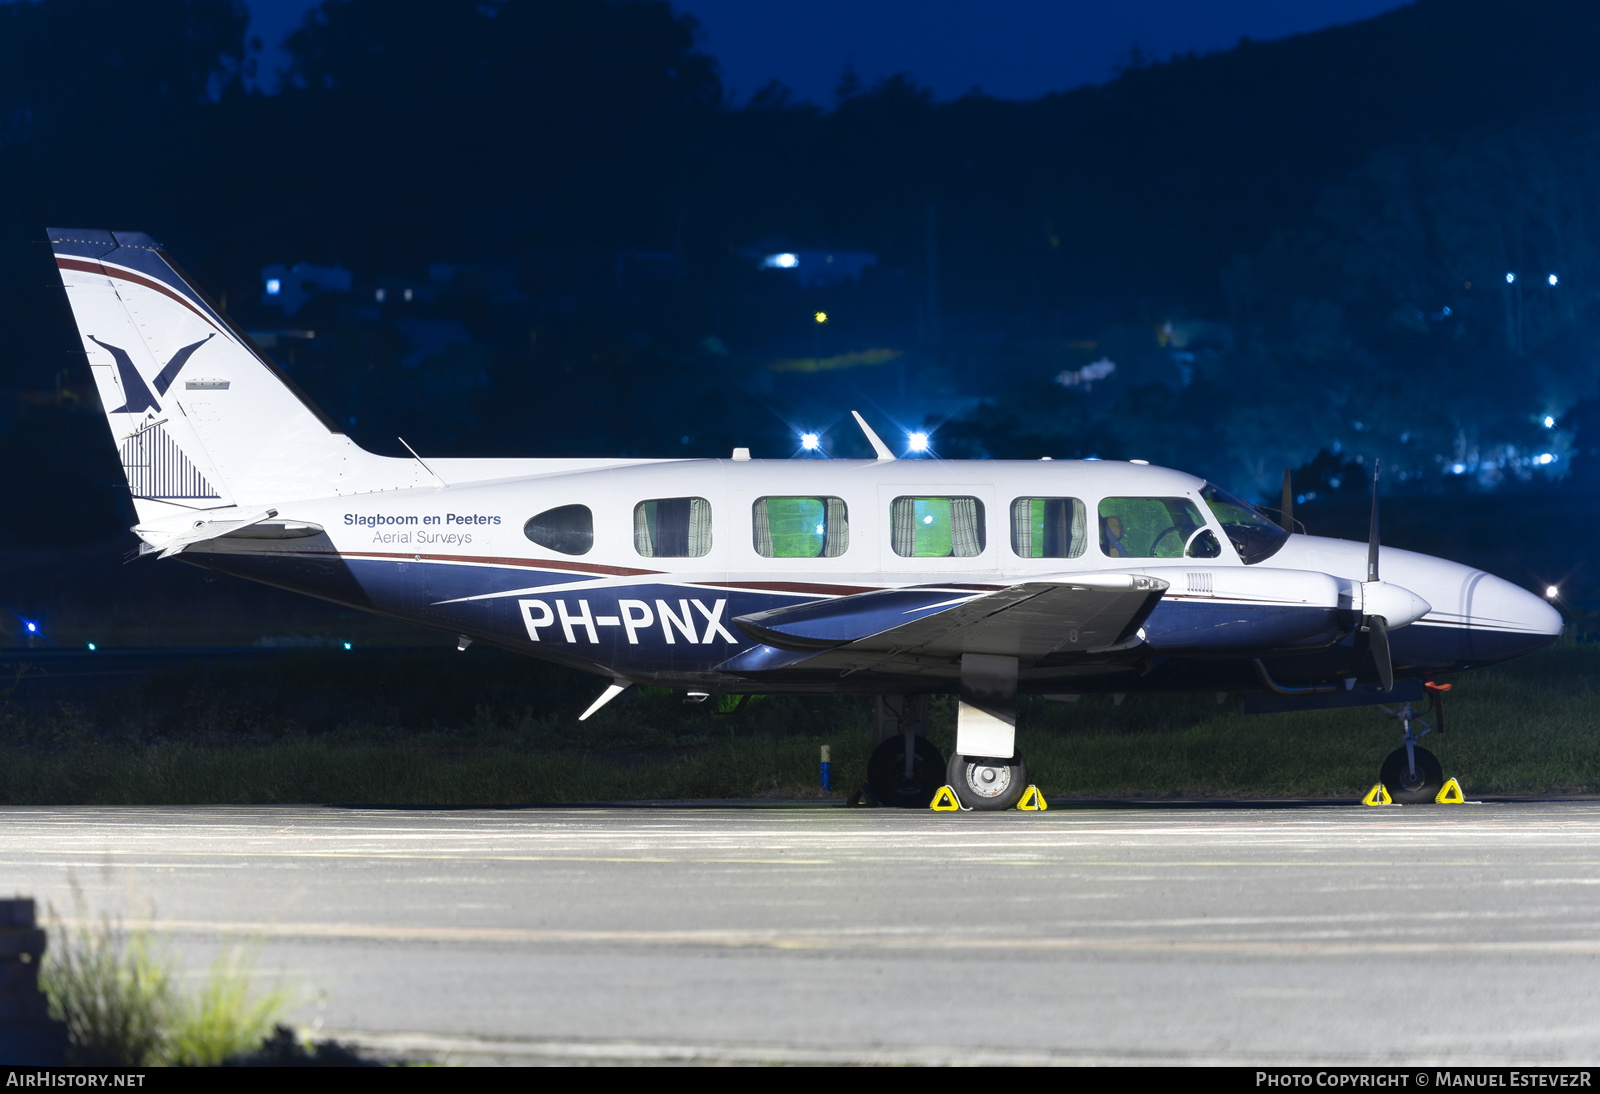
[375, 288, 386, 303]
[1549, 273, 1560, 286]
[1546, 585, 1560, 599]
[800, 432, 820, 451]
[1506, 272, 1516, 284]
[1450, 463, 1467, 474]
[1544, 415, 1556, 428]
[265, 278, 281, 295]
[403, 288, 413, 302]
[25, 622, 36, 633]
[87, 642, 96, 651]
[814, 311, 828, 324]
[762, 253, 800, 269]
[907, 431, 929, 453]
[1537, 452, 1556, 465]
[1441, 306, 1451, 316]
[343, 641, 353, 650]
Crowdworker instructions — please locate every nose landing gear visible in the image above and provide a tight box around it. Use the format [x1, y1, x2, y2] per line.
[1376, 699, 1445, 804]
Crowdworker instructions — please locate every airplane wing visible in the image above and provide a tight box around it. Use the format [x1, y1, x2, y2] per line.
[724, 574, 1168, 677]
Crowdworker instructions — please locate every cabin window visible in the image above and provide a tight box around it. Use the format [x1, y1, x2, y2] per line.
[1200, 483, 1289, 564]
[1010, 497, 1087, 558]
[523, 504, 593, 556]
[634, 497, 712, 558]
[1097, 497, 1211, 559]
[753, 496, 848, 558]
[890, 496, 986, 558]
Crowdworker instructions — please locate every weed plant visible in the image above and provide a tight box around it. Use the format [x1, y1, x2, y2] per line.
[40, 894, 291, 1066]
[1, 640, 1596, 803]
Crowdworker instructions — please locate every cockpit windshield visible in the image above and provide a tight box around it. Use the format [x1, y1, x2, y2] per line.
[1200, 483, 1290, 564]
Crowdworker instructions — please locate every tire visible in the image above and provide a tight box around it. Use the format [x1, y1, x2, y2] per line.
[947, 751, 1028, 811]
[866, 736, 948, 809]
[1380, 745, 1444, 804]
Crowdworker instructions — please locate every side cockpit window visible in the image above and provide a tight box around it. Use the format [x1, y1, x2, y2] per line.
[635, 497, 712, 558]
[1200, 483, 1289, 564]
[753, 496, 848, 558]
[1010, 497, 1086, 558]
[1097, 497, 1211, 559]
[523, 504, 593, 556]
[890, 496, 986, 558]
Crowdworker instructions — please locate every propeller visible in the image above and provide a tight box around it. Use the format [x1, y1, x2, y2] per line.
[1359, 458, 1427, 692]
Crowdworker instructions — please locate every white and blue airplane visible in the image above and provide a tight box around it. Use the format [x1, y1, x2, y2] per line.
[49, 228, 1563, 808]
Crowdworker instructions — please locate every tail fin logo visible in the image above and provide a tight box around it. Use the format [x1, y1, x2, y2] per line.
[90, 334, 215, 415]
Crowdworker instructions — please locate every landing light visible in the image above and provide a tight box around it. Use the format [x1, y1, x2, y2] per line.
[265, 278, 281, 295]
[1547, 586, 1560, 599]
[907, 431, 929, 453]
[799, 432, 820, 450]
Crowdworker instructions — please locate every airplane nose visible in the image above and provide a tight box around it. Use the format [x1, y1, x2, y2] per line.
[1464, 571, 1563, 661]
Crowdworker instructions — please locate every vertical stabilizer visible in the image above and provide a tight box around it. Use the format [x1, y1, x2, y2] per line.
[49, 229, 428, 525]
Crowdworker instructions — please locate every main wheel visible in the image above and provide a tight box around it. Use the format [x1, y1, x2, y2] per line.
[866, 736, 947, 808]
[947, 751, 1028, 811]
[1380, 745, 1444, 804]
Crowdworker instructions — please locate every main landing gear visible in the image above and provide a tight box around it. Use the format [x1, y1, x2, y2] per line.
[862, 654, 1029, 810]
[1374, 685, 1449, 804]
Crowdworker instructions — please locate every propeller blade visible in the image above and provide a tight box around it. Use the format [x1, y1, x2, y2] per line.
[1368, 616, 1394, 693]
[1280, 468, 1293, 532]
[1366, 458, 1381, 583]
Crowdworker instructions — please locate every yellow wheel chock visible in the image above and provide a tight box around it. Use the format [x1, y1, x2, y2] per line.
[930, 785, 964, 811]
[1435, 777, 1466, 804]
[1361, 783, 1394, 807]
[1016, 785, 1048, 811]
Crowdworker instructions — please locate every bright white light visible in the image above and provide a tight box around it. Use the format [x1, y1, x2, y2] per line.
[343, 641, 353, 650]
[403, 288, 413, 302]
[87, 642, 96, 651]
[1450, 462, 1467, 474]
[1506, 272, 1516, 284]
[799, 432, 820, 450]
[815, 524, 825, 535]
[1547, 585, 1560, 599]
[923, 515, 933, 524]
[1537, 453, 1556, 465]
[265, 278, 281, 295]
[25, 622, 36, 633]
[1549, 273, 1559, 286]
[907, 431, 929, 452]
[375, 288, 386, 302]
[762, 253, 799, 269]
[1544, 415, 1556, 428]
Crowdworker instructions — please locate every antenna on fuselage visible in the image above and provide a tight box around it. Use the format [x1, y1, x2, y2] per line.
[398, 436, 448, 490]
[850, 411, 895, 461]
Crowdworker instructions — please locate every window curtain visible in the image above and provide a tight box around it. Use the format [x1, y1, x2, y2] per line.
[752, 498, 773, 557]
[950, 497, 982, 556]
[823, 497, 849, 557]
[687, 497, 712, 556]
[633, 503, 654, 557]
[1011, 498, 1033, 556]
[891, 498, 916, 557]
[1069, 499, 1087, 558]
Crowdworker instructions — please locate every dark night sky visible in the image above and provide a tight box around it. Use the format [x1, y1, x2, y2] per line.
[245, 0, 1411, 101]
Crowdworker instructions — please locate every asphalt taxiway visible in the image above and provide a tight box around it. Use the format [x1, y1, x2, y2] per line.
[5, 801, 1600, 1064]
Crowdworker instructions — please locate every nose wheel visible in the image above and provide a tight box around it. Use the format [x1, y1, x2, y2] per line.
[947, 751, 1028, 811]
[1375, 698, 1446, 803]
